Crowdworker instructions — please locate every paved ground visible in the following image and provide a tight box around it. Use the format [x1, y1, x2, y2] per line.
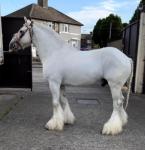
[0, 65, 145, 150]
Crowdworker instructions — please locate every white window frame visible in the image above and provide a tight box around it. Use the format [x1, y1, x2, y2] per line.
[71, 39, 78, 48]
[63, 24, 69, 33]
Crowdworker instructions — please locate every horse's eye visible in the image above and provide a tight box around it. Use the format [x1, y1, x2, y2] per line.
[20, 30, 24, 34]
[19, 30, 25, 38]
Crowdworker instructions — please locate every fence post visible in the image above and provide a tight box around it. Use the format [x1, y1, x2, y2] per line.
[135, 12, 145, 93]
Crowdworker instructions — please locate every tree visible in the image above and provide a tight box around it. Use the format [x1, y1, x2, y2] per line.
[130, 0, 145, 23]
[122, 23, 128, 28]
[92, 14, 123, 47]
[92, 19, 105, 47]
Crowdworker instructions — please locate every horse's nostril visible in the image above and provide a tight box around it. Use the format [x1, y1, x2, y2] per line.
[13, 44, 15, 48]
[9, 42, 16, 51]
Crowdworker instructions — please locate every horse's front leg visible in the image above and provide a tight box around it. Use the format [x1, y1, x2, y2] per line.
[45, 80, 64, 131]
[60, 86, 75, 124]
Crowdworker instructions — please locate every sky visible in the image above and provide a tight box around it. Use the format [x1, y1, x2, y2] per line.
[0, 0, 140, 33]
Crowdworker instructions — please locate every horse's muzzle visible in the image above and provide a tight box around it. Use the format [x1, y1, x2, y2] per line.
[9, 41, 19, 52]
[0, 56, 4, 65]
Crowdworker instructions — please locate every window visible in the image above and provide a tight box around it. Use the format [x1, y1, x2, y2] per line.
[63, 24, 69, 33]
[71, 39, 78, 48]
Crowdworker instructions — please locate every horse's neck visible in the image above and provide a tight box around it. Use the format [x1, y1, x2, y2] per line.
[32, 23, 76, 64]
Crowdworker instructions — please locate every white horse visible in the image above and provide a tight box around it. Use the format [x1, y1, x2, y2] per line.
[9, 18, 133, 135]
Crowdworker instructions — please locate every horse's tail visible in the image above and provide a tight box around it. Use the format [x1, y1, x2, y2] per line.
[125, 58, 133, 110]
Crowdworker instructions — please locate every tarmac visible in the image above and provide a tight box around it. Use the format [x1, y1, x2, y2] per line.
[0, 64, 145, 150]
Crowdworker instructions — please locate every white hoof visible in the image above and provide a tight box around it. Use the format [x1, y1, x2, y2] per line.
[45, 117, 64, 131]
[102, 117, 123, 135]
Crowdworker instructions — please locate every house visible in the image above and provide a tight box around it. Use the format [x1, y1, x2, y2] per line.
[81, 33, 92, 50]
[6, 0, 83, 55]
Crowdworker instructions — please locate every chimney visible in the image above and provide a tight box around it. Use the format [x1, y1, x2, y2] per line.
[38, 0, 48, 8]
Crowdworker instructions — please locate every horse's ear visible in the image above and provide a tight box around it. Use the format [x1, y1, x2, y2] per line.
[24, 16, 27, 23]
[30, 20, 33, 26]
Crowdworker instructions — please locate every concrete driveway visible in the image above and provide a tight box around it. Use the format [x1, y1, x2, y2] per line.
[0, 65, 145, 150]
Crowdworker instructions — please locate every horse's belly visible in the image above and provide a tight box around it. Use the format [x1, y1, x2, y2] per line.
[63, 76, 99, 86]
[62, 68, 102, 86]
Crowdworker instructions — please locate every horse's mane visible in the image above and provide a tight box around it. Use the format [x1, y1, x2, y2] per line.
[33, 22, 78, 51]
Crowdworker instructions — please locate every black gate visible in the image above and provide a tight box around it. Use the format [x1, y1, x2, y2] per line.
[122, 21, 140, 92]
[0, 17, 32, 89]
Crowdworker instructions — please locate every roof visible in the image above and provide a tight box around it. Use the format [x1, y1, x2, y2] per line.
[6, 4, 83, 26]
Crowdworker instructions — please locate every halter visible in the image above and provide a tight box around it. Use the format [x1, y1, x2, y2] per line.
[15, 23, 33, 49]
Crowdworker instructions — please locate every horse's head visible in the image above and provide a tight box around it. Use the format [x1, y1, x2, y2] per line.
[9, 17, 33, 52]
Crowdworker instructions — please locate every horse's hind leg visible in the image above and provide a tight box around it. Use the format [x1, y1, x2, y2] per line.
[120, 91, 128, 126]
[45, 80, 64, 130]
[60, 86, 75, 124]
[102, 82, 127, 135]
